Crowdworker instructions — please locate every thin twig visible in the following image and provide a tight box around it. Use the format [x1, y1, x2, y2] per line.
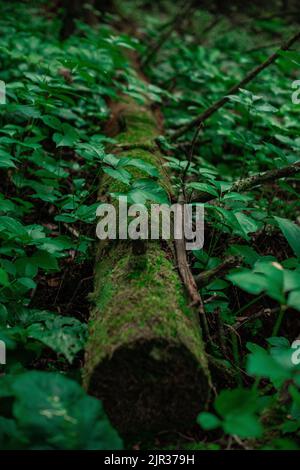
[232, 307, 279, 330]
[170, 30, 300, 140]
[195, 256, 240, 287]
[232, 435, 251, 450]
[63, 222, 80, 238]
[174, 193, 210, 339]
[246, 42, 281, 53]
[192, 161, 300, 203]
[181, 123, 203, 193]
[230, 161, 300, 193]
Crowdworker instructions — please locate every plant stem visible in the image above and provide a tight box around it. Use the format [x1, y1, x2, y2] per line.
[272, 305, 287, 336]
[231, 330, 242, 387]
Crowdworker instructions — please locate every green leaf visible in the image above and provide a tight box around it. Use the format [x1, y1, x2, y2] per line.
[227, 261, 285, 303]
[214, 388, 264, 438]
[256, 103, 278, 113]
[41, 115, 62, 130]
[8, 104, 41, 119]
[283, 270, 300, 292]
[31, 250, 59, 271]
[103, 167, 131, 185]
[288, 290, 300, 311]
[27, 315, 87, 363]
[197, 412, 221, 430]
[227, 269, 266, 295]
[215, 388, 260, 417]
[130, 179, 169, 204]
[223, 413, 263, 438]
[36, 237, 74, 254]
[118, 157, 159, 177]
[17, 277, 36, 290]
[15, 257, 38, 278]
[246, 342, 291, 385]
[187, 182, 219, 197]
[0, 216, 27, 238]
[254, 261, 285, 303]
[53, 124, 79, 147]
[7, 371, 122, 450]
[275, 216, 300, 258]
[234, 212, 260, 236]
[0, 268, 9, 287]
[0, 149, 17, 169]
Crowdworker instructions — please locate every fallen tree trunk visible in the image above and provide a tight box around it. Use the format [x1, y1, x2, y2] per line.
[83, 81, 210, 438]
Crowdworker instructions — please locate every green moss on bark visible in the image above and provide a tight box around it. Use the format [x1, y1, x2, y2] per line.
[83, 96, 210, 438]
[85, 242, 208, 373]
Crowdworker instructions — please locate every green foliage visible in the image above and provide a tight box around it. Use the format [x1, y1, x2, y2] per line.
[198, 338, 300, 446]
[141, 0, 300, 450]
[0, 371, 122, 450]
[275, 216, 300, 259]
[0, 0, 131, 450]
[1, 0, 300, 452]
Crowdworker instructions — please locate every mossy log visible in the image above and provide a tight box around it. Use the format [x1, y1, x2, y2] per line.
[83, 95, 210, 438]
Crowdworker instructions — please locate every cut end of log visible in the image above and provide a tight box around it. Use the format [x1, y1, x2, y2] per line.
[84, 241, 210, 438]
[87, 338, 209, 438]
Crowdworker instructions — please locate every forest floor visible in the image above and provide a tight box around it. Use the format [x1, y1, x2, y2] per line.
[0, 0, 300, 450]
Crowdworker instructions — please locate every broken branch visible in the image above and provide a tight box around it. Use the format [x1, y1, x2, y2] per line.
[170, 31, 300, 140]
[193, 161, 300, 203]
[174, 193, 210, 339]
[195, 256, 241, 287]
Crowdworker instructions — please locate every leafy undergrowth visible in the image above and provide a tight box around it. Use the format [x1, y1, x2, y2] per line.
[137, 2, 300, 450]
[0, 0, 172, 450]
[0, 1, 130, 450]
[1, 0, 300, 450]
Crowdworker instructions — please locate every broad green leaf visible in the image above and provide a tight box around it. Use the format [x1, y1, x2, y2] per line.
[17, 277, 36, 290]
[27, 315, 87, 363]
[8, 372, 122, 450]
[234, 212, 260, 236]
[0, 216, 27, 238]
[131, 179, 169, 204]
[246, 342, 291, 385]
[41, 115, 62, 130]
[223, 413, 263, 438]
[103, 167, 131, 185]
[118, 157, 159, 177]
[197, 412, 221, 430]
[0, 268, 9, 287]
[53, 124, 79, 147]
[275, 216, 300, 258]
[0, 149, 16, 169]
[215, 388, 260, 417]
[187, 182, 218, 197]
[288, 290, 300, 311]
[31, 250, 59, 271]
[227, 269, 266, 295]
